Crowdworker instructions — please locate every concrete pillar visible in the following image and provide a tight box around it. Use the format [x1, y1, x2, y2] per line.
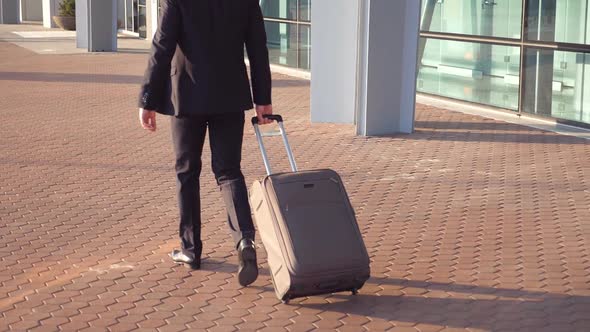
[76, 0, 117, 52]
[0, 0, 21, 24]
[310, 0, 359, 124]
[75, 0, 87, 48]
[311, 0, 421, 136]
[42, 0, 58, 28]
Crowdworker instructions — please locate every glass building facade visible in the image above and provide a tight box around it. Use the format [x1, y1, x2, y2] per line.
[260, 0, 312, 70]
[117, 0, 147, 38]
[153, 0, 312, 70]
[151, 0, 590, 127]
[418, 0, 590, 127]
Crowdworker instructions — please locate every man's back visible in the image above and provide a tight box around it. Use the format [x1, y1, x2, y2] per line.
[137, 1, 273, 288]
[139, 0, 271, 116]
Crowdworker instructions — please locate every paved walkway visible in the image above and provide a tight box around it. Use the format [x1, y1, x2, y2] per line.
[0, 24, 150, 55]
[1, 33, 589, 332]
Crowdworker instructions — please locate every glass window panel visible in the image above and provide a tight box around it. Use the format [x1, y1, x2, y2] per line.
[260, 0, 297, 20]
[523, 48, 590, 125]
[299, 25, 311, 70]
[417, 38, 520, 110]
[133, 0, 139, 33]
[117, 0, 125, 29]
[126, 0, 133, 32]
[138, 4, 147, 38]
[526, 0, 590, 45]
[265, 21, 298, 68]
[299, 0, 311, 22]
[421, 0, 522, 39]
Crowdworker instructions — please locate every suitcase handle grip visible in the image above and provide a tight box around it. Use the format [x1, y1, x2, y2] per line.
[251, 114, 283, 124]
[251, 114, 298, 176]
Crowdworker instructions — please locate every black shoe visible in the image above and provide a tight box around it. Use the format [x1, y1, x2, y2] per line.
[237, 238, 258, 287]
[170, 250, 200, 270]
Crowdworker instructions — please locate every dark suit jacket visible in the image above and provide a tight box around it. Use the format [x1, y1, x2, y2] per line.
[138, 0, 272, 116]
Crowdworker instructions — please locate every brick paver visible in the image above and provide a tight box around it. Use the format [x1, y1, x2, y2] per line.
[1, 38, 589, 332]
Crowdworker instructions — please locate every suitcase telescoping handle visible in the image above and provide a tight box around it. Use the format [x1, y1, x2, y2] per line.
[252, 114, 298, 176]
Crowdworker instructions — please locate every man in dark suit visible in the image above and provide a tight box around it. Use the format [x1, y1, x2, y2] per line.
[138, 0, 273, 287]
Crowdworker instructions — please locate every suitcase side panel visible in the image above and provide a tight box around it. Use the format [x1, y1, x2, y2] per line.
[249, 180, 292, 300]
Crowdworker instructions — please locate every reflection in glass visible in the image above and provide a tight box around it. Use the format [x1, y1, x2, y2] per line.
[133, 0, 138, 33]
[260, 0, 297, 20]
[118, 0, 147, 36]
[117, 0, 125, 29]
[417, 38, 521, 110]
[420, 0, 522, 39]
[526, 0, 590, 45]
[523, 49, 590, 124]
[260, 0, 311, 70]
[126, 0, 133, 32]
[138, 3, 147, 38]
[299, 25, 311, 70]
[264, 21, 298, 68]
[299, 0, 311, 22]
[416, 0, 590, 126]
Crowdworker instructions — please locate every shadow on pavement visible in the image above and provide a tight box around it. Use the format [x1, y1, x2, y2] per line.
[368, 121, 588, 144]
[272, 79, 310, 88]
[0, 71, 142, 84]
[0, 158, 171, 173]
[297, 277, 590, 331]
[117, 48, 151, 54]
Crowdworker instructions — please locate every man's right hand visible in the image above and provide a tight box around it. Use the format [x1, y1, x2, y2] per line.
[139, 108, 157, 132]
[255, 104, 273, 125]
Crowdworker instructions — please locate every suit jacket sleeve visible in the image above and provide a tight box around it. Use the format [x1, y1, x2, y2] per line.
[245, 0, 272, 106]
[138, 0, 180, 111]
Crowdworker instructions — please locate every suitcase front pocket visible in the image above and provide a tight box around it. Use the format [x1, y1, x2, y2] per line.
[266, 174, 368, 276]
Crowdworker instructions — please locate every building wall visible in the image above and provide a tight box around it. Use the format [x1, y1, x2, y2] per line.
[1, 0, 21, 24]
[117, 0, 125, 29]
[21, 0, 43, 21]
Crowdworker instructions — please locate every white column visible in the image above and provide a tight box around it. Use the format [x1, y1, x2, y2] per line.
[150, 0, 158, 39]
[311, 0, 421, 136]
[42, 0, 58, 28]
[76, 0, 117, 52]
[75, 0, 88, 48]
[356, 0, 420, 135]
[310, 0, 360, 124]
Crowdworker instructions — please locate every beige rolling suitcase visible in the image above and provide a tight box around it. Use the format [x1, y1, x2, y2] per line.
[249, 115, 370, 304]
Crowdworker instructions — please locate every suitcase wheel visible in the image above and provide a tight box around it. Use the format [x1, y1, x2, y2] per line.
[351, 288, 358, 295]
[281, 296, 290, 304]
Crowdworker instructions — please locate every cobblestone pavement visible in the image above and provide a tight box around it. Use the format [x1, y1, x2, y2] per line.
[1, 39, 589, 332]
